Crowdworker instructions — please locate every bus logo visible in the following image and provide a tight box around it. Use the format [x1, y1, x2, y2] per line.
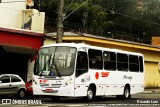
[95, 72, 99, 80]
[101, 72, 110, 77]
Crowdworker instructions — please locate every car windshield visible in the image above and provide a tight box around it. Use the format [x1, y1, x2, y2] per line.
[34, 46, 76, 77]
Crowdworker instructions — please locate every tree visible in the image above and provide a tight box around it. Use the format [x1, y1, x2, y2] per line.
[64, 1, 112, 33]
[33, 0, 160, 43]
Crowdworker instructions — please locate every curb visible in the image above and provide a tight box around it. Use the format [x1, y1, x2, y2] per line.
[143, 90, 160, 93]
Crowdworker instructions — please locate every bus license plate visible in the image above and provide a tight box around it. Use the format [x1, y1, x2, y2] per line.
[45, 89, 53, 93]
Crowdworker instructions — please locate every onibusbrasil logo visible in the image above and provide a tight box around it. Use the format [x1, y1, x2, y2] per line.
[2, 99, 42, 105]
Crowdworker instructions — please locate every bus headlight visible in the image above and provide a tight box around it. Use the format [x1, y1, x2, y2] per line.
[63, 79, 72, 87]
[33, 79, 37, 85]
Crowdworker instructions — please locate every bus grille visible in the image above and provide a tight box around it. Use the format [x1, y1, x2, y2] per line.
[40, 84, 61, 88]
[42, 90, 59, 93]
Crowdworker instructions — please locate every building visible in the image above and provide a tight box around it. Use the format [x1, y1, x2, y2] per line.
[0, 0, 45, 32]
[45, 32, 160, 88]
[152, 37, 160, 47]
[0, 0, 45, 82]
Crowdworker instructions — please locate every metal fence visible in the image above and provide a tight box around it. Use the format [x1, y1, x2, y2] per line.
[44, 17, 152, 45]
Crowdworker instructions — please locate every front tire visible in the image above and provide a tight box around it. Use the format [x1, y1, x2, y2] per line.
[86, 87, 95, 101]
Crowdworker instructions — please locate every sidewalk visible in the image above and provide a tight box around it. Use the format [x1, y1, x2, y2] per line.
[143, 88, 160, 93]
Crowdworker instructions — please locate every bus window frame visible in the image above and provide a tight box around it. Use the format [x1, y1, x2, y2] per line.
[117, 53, 129, 72]
[129, 55, 140, 72]
[75, 51, 89, 77]
[103, 51, 116, 71]
[88, 49, 103, 70]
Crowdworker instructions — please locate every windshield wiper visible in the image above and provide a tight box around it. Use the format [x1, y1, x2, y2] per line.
[39, 56, 51, 76]
[50, 47, 61, 77]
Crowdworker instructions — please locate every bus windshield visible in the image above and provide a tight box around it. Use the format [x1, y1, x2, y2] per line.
[34, 46, 76, 77]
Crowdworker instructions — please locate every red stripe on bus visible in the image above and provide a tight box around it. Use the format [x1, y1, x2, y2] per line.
[101, 72, 110, 77]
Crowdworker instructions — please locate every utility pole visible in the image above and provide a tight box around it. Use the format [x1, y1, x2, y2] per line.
[56, 0, 64, 43]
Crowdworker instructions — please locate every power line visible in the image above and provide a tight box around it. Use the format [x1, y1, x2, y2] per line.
[64, 0, 75, 16]
[63, 0, 88, 21]
[88, 2, 160, 26]
[103, 7, 160, 26]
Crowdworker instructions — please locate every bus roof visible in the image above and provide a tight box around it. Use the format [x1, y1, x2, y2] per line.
[42, 43, 143, 56]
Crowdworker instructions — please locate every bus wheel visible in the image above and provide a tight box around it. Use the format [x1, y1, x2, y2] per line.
[86, 87, 95, 101]
[123, 86, 131, 99]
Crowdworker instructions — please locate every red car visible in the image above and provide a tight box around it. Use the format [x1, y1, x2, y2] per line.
[25, 80, 33, 95]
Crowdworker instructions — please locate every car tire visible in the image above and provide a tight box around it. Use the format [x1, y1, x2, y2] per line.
[17, 89, 26, 98]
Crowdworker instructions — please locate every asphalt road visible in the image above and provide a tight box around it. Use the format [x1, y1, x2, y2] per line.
[0, 93, 160, 107]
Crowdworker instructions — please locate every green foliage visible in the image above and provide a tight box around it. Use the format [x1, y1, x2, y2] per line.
[65, 2, 110, 30]
[34, 0, 160, 40]
[34, 0, 58, 17]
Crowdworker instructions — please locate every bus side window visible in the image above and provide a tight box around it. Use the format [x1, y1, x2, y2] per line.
[76, 51, 88, 77]
[117, 53, 128, 71]
[129, 55, 139, 72]
[88, 49, 103, 69]
[103, 51, 116, 71]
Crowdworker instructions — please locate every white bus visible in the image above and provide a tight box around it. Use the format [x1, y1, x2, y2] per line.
[32, 43, 144, 101]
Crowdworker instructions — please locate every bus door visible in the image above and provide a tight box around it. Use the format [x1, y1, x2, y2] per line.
[75, 51, 89, 97]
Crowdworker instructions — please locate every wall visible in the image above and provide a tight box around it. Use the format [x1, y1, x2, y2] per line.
[145, 62, 160, 87]
[0, 0, 45, 33]
[0, 0, 25, 28]
[21, 9, 45, 33]
[1, 0, 25, 9]
[0, 31, 43, 50]
[43, 37, 56, 46]
[27, 60, 35, 82]
[152, 37, 160, 47]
